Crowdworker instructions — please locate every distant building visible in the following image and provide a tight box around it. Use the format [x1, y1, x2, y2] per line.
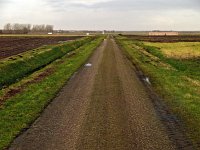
[48, 32, 53, 35]
[149, 31, 179, 36]
[86, 33, 90, 36]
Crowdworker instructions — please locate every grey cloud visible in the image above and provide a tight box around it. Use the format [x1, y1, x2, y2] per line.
[90, 0, 200, 11]
[0, 0, 12, 5]
[0, 0, 7, 4]
[42, 0, 200, 13]
[0, 0, 12, 12]
[0, 0, 200, 30]
[42, 0, 73, 11]
[0, 0, 9, 6]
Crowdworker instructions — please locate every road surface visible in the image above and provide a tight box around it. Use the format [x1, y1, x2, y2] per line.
[9, 37, 175, 150]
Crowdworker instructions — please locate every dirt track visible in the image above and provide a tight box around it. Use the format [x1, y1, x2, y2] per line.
[9, 37, 176, 150]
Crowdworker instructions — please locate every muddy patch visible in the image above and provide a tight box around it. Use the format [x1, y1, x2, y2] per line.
[67, 51, 77, 57]
[0, 68, 55, 106]
[32, 68, 54, 82]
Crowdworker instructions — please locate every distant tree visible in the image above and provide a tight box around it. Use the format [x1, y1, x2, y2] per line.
[12, 23, 32, 34]
[32, 24, 45, 32]
[12, 23, 20, 31]
[32, 24, 54, 33]
[27, 24, 32, 31]
[45, 25, 54, 32]
[4, 23, 12, 31]
[3, 23, 54, 34]
[32, 25, 38, 32]
[22, 24, 32, 33]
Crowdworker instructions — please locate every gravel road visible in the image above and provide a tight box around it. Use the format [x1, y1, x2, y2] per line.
[9, 37, 176, 150]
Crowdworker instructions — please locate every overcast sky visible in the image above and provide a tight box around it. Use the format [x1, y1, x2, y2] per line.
[0, 0, 200, 31]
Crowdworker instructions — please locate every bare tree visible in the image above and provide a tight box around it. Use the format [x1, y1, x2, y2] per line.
[45, 25, 54, 32]
[4, 23, 12, 30]
[11, 23, 31, 34]
[3, 23, 54, 34]
[27, 24, 32, 31]
[32, 24, 45, 32]
[21, 24, 32, 33]
[32, 24, 54, 33]
[4, 23, 12, 33]
[12, 23, 20, 31]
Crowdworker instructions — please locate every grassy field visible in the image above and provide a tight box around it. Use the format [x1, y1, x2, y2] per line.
[0, 36, 103, 149]
[116, 36, 200, 148]
[0, 37, 94, 89]
[144, 42, 200, 59]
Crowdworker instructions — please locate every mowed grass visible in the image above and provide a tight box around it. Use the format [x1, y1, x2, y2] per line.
[116, 36, 200, 148]
[144, 42, 200, 59]
[0, 37, 103, 150]
[0, 37, 94, 89]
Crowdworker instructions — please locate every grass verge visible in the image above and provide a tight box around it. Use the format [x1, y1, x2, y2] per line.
[0, 37, 103, 150]
[116, 36, 200, 148]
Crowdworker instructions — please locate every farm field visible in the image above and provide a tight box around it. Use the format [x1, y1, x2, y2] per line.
[116, 35, 200, 148]
[124, 35, 200, 42]
[0, 36, 83, 59]
[144, 42, 200, 59]
[0, 37, 94, 89]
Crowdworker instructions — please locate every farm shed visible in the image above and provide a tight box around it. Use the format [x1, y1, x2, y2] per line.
[149, 31, 179, 36]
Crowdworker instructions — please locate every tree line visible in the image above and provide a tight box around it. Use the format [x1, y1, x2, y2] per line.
[2, 23, 54, 34]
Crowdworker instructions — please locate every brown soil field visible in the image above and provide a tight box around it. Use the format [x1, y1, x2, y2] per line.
[0, 36, 83, 59]
[124, 35, 200, 42]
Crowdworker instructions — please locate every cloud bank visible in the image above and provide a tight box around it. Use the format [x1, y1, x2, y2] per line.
[0, 0, 200, 30]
